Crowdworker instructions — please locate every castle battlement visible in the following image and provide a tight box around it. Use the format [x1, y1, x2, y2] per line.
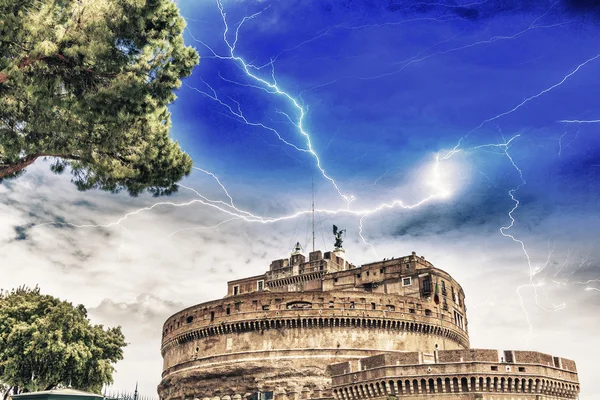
[330, 350, 579, 399]
[158, 249, 579, 400]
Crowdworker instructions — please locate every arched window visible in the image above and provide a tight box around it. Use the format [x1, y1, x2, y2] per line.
[461, 377, 469, 392]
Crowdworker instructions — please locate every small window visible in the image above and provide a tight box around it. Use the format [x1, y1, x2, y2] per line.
[226, 307, 230, 315]
[234, 302, 241, 311]
[233, 285, 239, 296]
[425, 309, 432, 316]
[286, 301, 312, 309]
[257, 280, 264, 291]
[186, 316, 194, 324]
[380, 268, 384, 274]
[366, 271, 370, 276]
[491, 366, 498, 371]
[329, 301, 334, 308]
[371, 302, 376, 310]
[210, 311, 215, 322]
[334, 278, 338, 283]
[409, 308, 415, 314]
[262, 304, 270, 311]
[402, 277, 412, 286]
[518, 367, 526, 372]
[386, 304, 395, 311]
[349, 301, 355, 309]
[356, 273, 360, 278]
[252, 300, 258, 310]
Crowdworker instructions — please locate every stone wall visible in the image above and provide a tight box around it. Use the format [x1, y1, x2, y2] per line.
[330, 350, 579, 400]
[159, 287, 469, 400]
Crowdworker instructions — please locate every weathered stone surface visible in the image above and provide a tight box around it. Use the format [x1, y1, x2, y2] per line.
[158, 250, 578, 400]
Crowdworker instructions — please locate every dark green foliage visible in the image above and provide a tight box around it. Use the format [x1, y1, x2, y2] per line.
[0, 286, 127, 394]
[0, 0, 199, 196]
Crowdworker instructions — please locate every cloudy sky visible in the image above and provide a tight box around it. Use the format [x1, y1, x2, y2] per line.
[2, 0, 600, 398]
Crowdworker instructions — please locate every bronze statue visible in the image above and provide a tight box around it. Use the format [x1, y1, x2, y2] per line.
[333, 225, 346, 249]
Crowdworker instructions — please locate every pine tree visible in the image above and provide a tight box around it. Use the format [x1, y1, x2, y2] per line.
[0, 0, 199, 196]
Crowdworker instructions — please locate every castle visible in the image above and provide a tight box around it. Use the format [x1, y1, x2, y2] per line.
[158, 243, 580, 400]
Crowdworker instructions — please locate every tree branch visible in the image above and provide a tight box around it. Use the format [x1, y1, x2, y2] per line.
[0, 53, 120, 85]
[0, 153, 83, 179]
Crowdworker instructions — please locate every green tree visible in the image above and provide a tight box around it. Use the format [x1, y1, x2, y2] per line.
[0, 0, 199, 196]
[0, 286, 127, 398]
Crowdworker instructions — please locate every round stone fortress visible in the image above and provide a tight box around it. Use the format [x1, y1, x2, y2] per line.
[158, 248, 579, 400]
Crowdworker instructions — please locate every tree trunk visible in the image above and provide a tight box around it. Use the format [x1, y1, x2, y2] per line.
[0, 154, 39, 179]
[3, 386, 14, 400]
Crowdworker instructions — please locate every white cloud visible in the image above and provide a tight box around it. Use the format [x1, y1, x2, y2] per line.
[1, 162, 599, 399]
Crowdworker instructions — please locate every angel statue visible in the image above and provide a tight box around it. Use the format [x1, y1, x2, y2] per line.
[333, 225, 346, 249]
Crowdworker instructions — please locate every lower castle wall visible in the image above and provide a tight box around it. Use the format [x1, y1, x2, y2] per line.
[163, 327, 463, 373]
[159, 327, 464, 400]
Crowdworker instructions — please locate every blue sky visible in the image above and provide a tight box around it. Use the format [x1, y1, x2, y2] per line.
[2, 0, 600, 398]
[172, 0, 600, 214]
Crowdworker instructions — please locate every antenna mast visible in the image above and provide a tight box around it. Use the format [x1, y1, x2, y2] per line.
[312, 176, 315, 253]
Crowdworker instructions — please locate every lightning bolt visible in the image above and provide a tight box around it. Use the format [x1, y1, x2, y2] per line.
[186, 1, 354, 206]
[6, 2, 597, 353]
[558, 119, 600, 123]
[497, 136, 566, 345]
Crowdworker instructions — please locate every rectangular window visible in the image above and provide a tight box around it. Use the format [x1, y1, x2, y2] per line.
[454, 311, 464, 329]
[252, 300, 258, 310]
[518, 367, 526, 372]
[441, 281, 447, 296]
[386, 304, 395, 311]
[491, 366, 498, 371]
[422, 276, 431, 294]
[329, 301, 334, 308]
[234, 302, 241, 312]
[210, 311, 215, 322]
[380, 268, 384, 274]
[257, 280, 264, 291]
[409, 308, 415, 314]
[349, 301, 355, 309]
[356, 273, 360, 278]
[371, 302, 376, 310]
[334, 278, 338, 283]
[262, 304, 270, 311]
[425, 309, 432, 316]
[402, 277, 412, 286]
[233, 285, 239, 296]
[226, 307, 230, 315]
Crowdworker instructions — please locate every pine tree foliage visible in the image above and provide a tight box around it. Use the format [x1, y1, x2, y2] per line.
[0, 286, 127, 395]
[0, 0, 199, 196]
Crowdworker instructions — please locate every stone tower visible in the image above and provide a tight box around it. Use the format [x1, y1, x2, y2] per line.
[158, 250, 579, 400]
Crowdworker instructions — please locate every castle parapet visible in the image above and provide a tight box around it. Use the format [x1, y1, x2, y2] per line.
[330, 349, 579, 399]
